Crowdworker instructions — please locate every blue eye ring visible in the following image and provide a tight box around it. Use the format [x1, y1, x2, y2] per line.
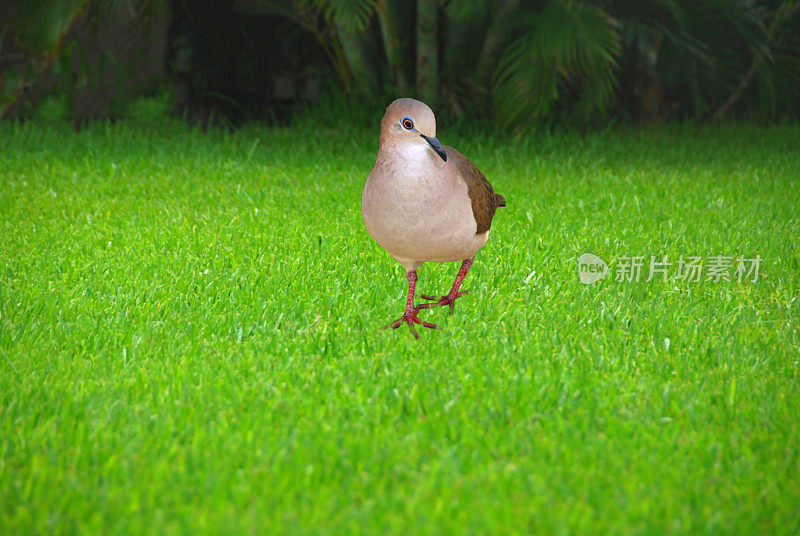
[401, 117, 414, 130]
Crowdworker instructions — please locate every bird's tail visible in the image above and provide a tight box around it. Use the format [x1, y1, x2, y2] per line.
[495, 194, 506, 207]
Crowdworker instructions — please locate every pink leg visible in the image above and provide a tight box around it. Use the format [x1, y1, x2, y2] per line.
[419, 257, 474, 315]
[385, 270, 440, 339]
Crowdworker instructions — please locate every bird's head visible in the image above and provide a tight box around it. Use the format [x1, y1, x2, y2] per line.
[379, 98, 447, 162]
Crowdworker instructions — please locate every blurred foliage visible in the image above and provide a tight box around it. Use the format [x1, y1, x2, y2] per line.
[1, 0, 89, 53]
[125, 84, 177, 124]
[491, 1, 621, 131]
[250, 0, 799, 131]
[609, 0, 800, 122]
[1, 0, 89, 115]
[0, 0, 165, 118]
[2, 0, 799, 129]
[33, 92, 71, 121]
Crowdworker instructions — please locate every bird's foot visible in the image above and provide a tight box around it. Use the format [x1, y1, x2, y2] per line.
[418, 290, 469, 315]
[384, 307, 440, 339]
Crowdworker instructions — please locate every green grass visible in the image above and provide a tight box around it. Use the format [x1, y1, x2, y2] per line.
[1, 116, 799, 535]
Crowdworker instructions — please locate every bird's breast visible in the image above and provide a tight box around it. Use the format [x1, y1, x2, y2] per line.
[362, 156, 480, 264]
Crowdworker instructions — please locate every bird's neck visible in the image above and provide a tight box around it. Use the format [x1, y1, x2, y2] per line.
[378, 143, 446, 173]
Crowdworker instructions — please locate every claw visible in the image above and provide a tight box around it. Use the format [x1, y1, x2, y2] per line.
[417, 290, 469, 315]
[383, 307, 440, 339]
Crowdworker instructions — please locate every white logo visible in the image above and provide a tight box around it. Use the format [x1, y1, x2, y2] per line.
[578, 253, 608, 284]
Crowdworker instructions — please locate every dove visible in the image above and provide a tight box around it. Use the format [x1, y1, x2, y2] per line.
[362, 98, 506, 338]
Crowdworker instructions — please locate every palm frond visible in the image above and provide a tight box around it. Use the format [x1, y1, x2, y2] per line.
[491, 0, 620, 132]
[318, 0, 377, 32]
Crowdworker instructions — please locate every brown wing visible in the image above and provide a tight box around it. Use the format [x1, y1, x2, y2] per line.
[445, 146, 506, 234]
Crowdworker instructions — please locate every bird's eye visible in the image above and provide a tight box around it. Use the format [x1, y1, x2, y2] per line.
[402, 117, 414, 130]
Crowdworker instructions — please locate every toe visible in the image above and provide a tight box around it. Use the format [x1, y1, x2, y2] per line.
[406, 322, 420, 339]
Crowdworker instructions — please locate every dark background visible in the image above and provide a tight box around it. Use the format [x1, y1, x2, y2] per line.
[2, 0, 799, 131]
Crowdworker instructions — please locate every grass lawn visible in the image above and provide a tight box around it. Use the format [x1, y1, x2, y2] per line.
[1, 116, 799, 535]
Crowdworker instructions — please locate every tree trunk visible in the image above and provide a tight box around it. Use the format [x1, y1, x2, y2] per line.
[375, 0, 408, 94]
[475, 0, 519, 90]
[333, 21, 374, 93]
[416, 0, 438, 104]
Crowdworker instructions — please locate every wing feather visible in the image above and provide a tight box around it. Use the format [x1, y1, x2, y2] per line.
[444, 146, 506, 234]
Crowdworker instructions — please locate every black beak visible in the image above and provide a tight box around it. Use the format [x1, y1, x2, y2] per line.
[421, 134, 447, 162]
